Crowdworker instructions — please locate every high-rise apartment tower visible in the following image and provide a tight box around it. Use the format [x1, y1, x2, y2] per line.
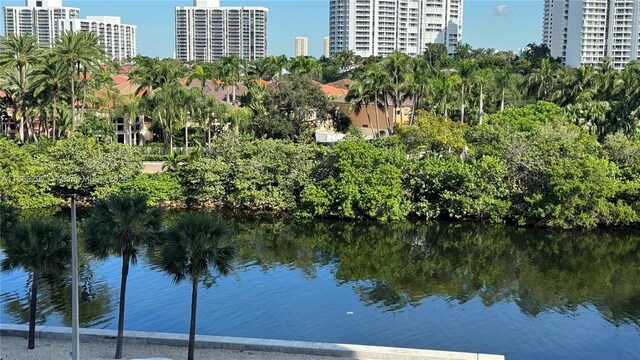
[543, 0, 640, 69]
[3, 0, 80, 47]
[328, 0, 463, 57]
[175, 0, 268, 62]
[295, 36, 309, 56]
[58, 16, 137, 60]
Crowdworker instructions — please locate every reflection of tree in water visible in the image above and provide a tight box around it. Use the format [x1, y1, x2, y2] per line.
[228, 218, 640, 327]
[2, 259, 114, 328]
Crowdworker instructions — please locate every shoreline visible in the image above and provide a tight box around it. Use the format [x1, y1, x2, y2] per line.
[0, 324, 504, 360]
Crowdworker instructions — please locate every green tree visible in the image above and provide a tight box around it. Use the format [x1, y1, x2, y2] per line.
[84, 193, 163, 359]
[52, 31, 105, 132]
[288, 56, 323, 80]
[159, 213, 236, 360]
[456, 58, 477, 124]
[1, 218, 71, 349]
[250, 75, 334, 140]
[0, 34, 41, 142]
[31, 55, 69, 140]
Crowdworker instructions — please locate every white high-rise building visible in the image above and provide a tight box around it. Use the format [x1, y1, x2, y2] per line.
[328, 0, 463, 57]
[58, 16, 137, 61]
[3, 0, 80, 47]
[295, 36, 308, 56]
[175, 0, 268, 62]
[543, 0, 640, 69]
[323, 36, 330, 58]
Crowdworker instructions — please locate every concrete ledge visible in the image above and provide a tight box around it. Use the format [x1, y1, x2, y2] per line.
[0, 324, 505, 360]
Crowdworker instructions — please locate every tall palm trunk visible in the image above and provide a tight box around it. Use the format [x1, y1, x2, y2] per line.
[410, 90, 420, 126]
[188, 278, 198, 360]
[115, 253, 130, 359]
[71, 71, 76, 132]
[52, 97, 57, 140]
[500, 88, 505, 112]
[19, 66, 26, 143]
[383, 97, 392, 135]
[460, 84, 466, 124]
[373, 93, 381, 138]
[443, 94, 448, 118]
[184, 113, 189, 154]
[28, 268, 39, 350]
[479, 84, 484, 125]
[365, 105, 373, 132]
[81, 68, 88, 123]
[232, 84, 237, 103]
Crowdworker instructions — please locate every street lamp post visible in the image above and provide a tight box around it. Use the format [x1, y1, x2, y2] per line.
[70, 194, 80, 360]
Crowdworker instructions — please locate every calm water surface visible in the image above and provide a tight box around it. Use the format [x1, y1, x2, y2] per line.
[1, 215, 639, 360]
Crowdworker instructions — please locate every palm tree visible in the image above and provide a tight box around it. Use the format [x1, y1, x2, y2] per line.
[494, 70, 514, 112]
[84, 194, 163, 359]
[382, 51, 409, 112]
[219, 55, 242, 103]
[403, 57, 432, 125]
[187, 63, 213, 90]
[526, 58, 559, 100]
[266, 55, 289, 80]
[473, 69, 493, 125]
[456, 58, 476, 123]
[364, 66, 391, 135]
[1, 218, 71, 350]
[31, 56, 69, 140]
[52, 31, 105, 132]
[346, 78, 375, 134]
[246, 58, 274, 80]
[159, 213, 236, 360]
[433, 68, 461, 118]
[0, 34, 41, 142]
[288, 56, 322, 80]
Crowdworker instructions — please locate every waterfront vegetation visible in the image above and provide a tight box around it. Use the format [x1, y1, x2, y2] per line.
[2, 109, 639, 228]
[1, 34, 640, 229]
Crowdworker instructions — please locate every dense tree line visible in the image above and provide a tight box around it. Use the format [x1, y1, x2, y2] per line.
[2, 34, 639, 228]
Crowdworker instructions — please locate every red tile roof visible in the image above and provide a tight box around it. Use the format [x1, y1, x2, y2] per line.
[326, 79, 352, 90]
[111, 74, 129, 85]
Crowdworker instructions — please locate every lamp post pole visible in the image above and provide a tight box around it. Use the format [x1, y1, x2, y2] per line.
[71, 194, 80, 360]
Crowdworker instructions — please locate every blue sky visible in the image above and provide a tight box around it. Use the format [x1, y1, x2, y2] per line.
[1, 0, 543, 58]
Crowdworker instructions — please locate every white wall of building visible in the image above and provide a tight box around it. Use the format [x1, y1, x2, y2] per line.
[329, 0, 463, 57]
[175, 0, 268, 62]
[544, 0, 640, 69]
[57, 16, 137, 61]
[3, 0, 80, 47]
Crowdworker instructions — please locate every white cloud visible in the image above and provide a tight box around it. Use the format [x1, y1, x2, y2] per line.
[494, 5, 509, 16]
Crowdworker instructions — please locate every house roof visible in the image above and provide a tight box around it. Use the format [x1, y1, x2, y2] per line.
[320, 84, 348, 98]
[183, 78, 248, 103]
[111, 74, 129, 85]
[326, 78, 352, 90]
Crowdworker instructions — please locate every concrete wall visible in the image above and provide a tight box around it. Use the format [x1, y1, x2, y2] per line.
[0, 324, 505, 360]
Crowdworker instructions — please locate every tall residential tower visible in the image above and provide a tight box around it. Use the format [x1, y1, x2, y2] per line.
[295, 36, 309, 56]
[58, 16, 137, 60]
[3, 0, 80, 47]
[543, 0, 640, 69]
[328, 0, 463, 57]
[175, 0, 268, 62]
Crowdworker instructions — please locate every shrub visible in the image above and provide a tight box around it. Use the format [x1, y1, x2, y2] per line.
[47, 137, 142, 198]
[405, 155, 510, 222]
[300, 140, 409, 221]
[0, 139, 58, 208]
[120, 173, 183, 206]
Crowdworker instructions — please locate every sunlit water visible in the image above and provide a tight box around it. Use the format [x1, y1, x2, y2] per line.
[2, 215, 639, 360]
